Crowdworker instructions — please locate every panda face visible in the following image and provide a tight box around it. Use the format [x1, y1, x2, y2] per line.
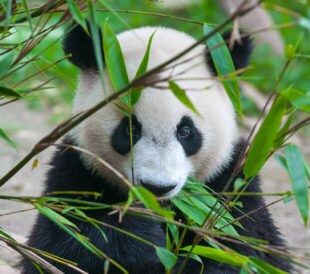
[67, 26, 249, 197]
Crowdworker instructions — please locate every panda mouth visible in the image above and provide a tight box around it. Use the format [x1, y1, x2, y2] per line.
[140, 181, 177, 196]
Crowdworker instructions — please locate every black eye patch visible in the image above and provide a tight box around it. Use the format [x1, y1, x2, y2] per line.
[111, 115, 142, 155]
[176, 116, 202, 156]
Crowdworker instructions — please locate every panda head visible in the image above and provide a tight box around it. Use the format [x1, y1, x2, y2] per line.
[63, 23, 253, 197]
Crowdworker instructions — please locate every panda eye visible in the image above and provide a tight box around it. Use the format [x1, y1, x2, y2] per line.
[125, 124, 140, 137]
[177, 126, 192, 139]
[111, 115, 142, 155]
[176, 116, 203, 156]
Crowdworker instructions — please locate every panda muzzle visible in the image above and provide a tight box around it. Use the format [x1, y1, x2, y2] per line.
[140, 180, 177, 196]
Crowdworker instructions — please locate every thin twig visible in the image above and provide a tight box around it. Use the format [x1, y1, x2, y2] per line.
[0, 0, 262, 187]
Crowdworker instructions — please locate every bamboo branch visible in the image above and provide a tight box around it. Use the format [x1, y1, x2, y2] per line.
[0, 0, 262, 187]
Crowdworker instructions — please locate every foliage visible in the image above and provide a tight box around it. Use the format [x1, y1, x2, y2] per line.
[0, 0, 309, 273]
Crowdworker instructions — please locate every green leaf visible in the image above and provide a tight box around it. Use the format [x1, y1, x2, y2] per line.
[132, 187, 173, 219]
[0, 53, 14, 78]
[167, 223, 179, 248]
[103, 20, 129, 103]
[169, 81, 199, 115]
[0, 228, 15, 241]
[114, 103, 130, 116]
[285, 144, 309, 225]
[0, 128, 18, 150]
[130, 31, 156, 105]
[35, 203, 115, 265]
[180, 194, 239, 236]
[21, 0, 33, 32]
[0, 86, 21, 98]
[87, 1, 105, 89]
[274, 111, 295, 148]
[203, 24, 242, 115]
[304, 158, 310, 180]
[123, 189, 134, 216]
[234, 178, 247, 192]
[244, 95, 287, 178]
[282, 88, 310, 112]
[181, 245, 248, 267]
[155, 246, 177, 271]
[239, 267, 251, 274]
[172, 198, 205, 225]
[66, 0, 87, 32]
[183, 178, 242, 228]
[249, 257, 287, 274]
[104, 260, 110, 274]
[283, 196, 294, 204]
[36, 204, 78, 230]
[275, 154, 288, 172]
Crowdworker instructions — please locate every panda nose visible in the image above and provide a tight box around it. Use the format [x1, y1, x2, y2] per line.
[140, 181, 176, 196]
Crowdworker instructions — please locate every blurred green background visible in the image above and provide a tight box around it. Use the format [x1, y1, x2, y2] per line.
[1, 0, 310, 122]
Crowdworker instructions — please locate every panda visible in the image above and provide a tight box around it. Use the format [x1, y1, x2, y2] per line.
[20, 22, 292, 273]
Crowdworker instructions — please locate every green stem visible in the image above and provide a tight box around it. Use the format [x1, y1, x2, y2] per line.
[0, 0, 262, 188]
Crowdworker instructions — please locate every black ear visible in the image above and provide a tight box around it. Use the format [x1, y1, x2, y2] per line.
[63, 22, 103, 70]
[206, 31, 253, 75]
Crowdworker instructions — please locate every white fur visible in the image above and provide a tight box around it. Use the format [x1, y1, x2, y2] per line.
[71, 27, 238, 197]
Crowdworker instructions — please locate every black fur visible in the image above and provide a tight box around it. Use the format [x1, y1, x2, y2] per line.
[111, 115, 142, 155]
[176, 116, 203, 156]
[63, 22, 103, 70]
[20, 138, 292, 274]
[63, 22, 252, 75]
[206, 31, 253, 75]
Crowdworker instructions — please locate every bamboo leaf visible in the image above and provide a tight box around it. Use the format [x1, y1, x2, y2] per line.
[240, 267, 252, 274]
[284, 144, 309, 225]
[0, 128, 18, 150]
[169, 81, 199, 115]
[35, 203, 114, 265]
[181, 245, 248, 267]
[35, 204, 78, 230]
[203, 24, 242, 115]
[87, 0, 105, 89]
[0, 228, 15, 241]
[103, 20, 129, 103]
[0, 54, 14, 78]
[155, 246, 177, 271]
[114, 103, 130, 116]
[249, 257, 287, 274]
[182, 178, 242, 228]
[187, 195, 239, 235]
[274, 111, 295, 148]
[172, 198, 205, 225]
[275, 154, 288, 172]
[0, 85, 21, 98]
[132, 187, 173, 219]
[282, 88, 310, 112]
[130, 31, 156, 105]
[233, 178, 247, 192]
[66, 0, 87, 32]
[167, 223, 179, 248]
[244, 96, 287, 178]
[21, 0, 33, 33]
